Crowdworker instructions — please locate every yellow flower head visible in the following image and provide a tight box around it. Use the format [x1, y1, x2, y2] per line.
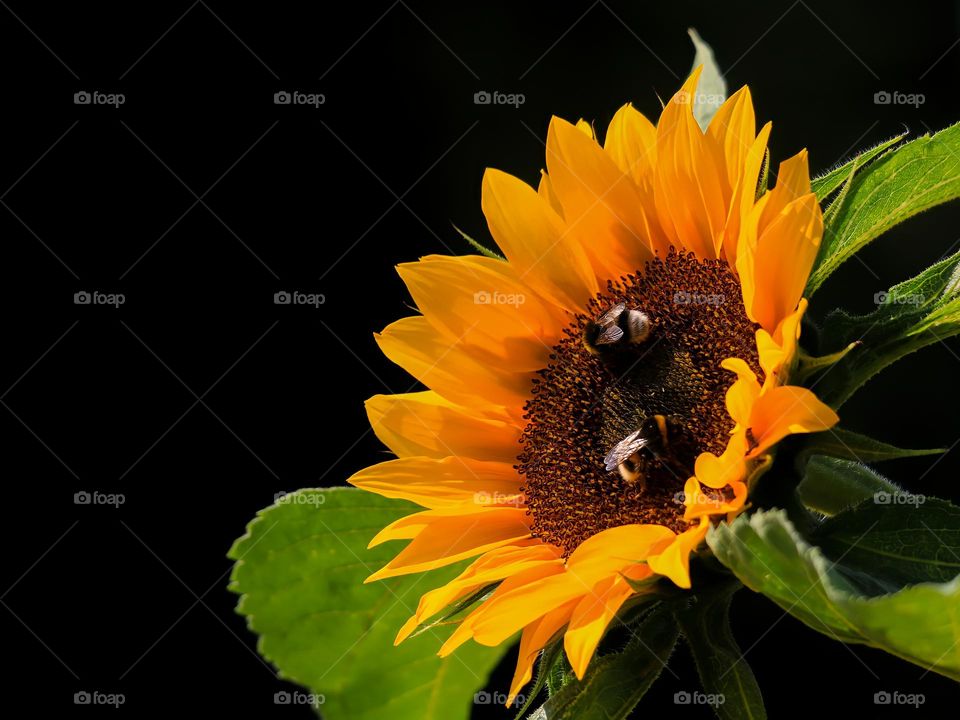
[350, 67, 839, 703]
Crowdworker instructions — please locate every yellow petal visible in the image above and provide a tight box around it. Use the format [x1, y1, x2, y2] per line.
[693, 431, 749, 490]
[546, 116, 658, 278]
[683, 476, 748, 521]
[759, 150, 813, 229]
[467, 524, 673, 646]
[365, 507, 532, 582]
[747, 385, 839, 457]
[439, 561, 567, 655]
[396, 544, 562, 644]
[482, 168, 598, 313]
[348, 456, 522, 509]
[749, 193, 822, 332]
[365, 391, 520, 461]
[537, 170, 564, 217]
[397, 255, 564, 373]
[755, 299, 807, 388]
[368, 503, 519, 547]
[604, 103, 657, 189]
[576, 118, 595, 139]
[707, 86, 756, 198]
[654, 67, 727, 258]
[720, 357, 761, 427]
[645, 518, 709, 589]
[720, 121, 771, 264]
[376, 315, 532, 411]
[564, 571, 643, 679]
[507, 599, 578, 704]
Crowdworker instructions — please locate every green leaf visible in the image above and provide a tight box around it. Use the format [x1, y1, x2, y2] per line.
[797, 456, 899, 516]
[793, 427, 944, 466]
[708, 509, 960, 681]
[810, 132, 906, 201]
[675, 582, 766, 720]
[813, 496, 960, 587]
[529, 605, 679, 720]
[811, 249, 960, 407]
[807, 121, 960, 295]
[228, 488, 508, 720]
[688, 29, 726, 131]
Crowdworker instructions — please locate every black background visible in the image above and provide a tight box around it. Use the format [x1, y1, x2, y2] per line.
[4, 1, 960, 716]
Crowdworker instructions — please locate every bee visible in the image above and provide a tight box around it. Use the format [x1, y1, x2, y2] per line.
[603, 414, 690, 490]
[582, 303, 651, 354]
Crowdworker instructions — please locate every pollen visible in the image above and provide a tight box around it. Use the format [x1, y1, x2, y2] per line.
[518, 249, 762, 555]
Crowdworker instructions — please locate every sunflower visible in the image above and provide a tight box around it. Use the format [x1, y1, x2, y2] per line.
[349, 67, 839, 703]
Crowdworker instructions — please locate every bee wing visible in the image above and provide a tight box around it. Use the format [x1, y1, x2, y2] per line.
[597, 302, 626, 326]
[594, 324, 624, 346]
[604, 430, 651, 471]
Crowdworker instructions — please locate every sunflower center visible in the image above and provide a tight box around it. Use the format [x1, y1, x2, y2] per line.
[518, 249, 762, 555]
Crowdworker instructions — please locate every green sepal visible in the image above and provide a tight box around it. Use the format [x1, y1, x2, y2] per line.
[527, 605, 679, 719]
[453, 222, 504, 259]
[674, 581, 766, 720]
